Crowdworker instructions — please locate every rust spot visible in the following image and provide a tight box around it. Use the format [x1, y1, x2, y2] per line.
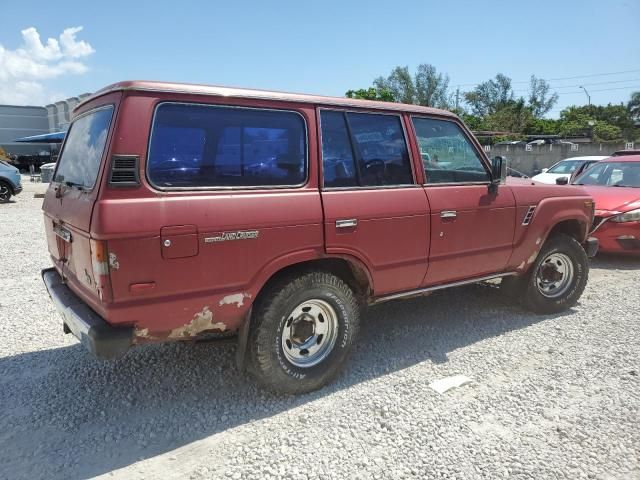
[168, 306, 226, 338]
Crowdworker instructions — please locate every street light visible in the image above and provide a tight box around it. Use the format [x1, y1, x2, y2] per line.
[579, 85, 591, 105]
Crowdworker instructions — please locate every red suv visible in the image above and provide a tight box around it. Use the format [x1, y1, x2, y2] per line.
[42, 81, 598, 393]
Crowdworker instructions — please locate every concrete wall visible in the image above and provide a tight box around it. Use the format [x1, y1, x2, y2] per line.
[486, 143, 630, 175]
[0, 105, 50, 156]
[0, 94, 92, 157]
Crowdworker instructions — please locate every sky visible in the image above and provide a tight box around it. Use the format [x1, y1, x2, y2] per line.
[1, 0, 639, 118]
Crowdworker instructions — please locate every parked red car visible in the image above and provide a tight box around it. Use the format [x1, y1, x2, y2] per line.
[42, 81, 598, 393]
[573, 155, 640, 254]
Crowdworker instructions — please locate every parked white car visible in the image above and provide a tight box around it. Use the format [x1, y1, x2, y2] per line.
[532, 156, 608, 184]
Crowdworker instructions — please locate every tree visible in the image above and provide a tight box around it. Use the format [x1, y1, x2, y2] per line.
[369, 63, 451, 108]
[628, 91, 640, 121]
[373, 66, 415, 104]
[559, 104, 637, 141]
[345, 87, 394, 102]
[485, 98, 534, 133]
[463, 73, 514, 116]
[0, 147, 10, 161]
[528, 75, 558, 118]
[414, 64, 451, 108]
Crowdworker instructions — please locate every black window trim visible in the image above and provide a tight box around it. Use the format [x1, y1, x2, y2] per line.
[411, 115, 492, 186]
[52, 103, 116, 192]
[146, 101, 309, 192]
[318, 107, 417, 191]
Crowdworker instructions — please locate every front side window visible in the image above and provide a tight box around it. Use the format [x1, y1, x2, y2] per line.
[574, 161, 640, 187]
[53, 106, 114, 188]
[412, 117, 489, 184]
[320, 110, 413, 187]
[148, 103, 306, 188]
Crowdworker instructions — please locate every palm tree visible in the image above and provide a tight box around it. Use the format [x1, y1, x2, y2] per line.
[628, 91, 640, 121]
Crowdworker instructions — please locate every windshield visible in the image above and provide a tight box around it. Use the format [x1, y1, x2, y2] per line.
[547, 159, 585, 174]
[53, 105, 114, 188]
[574, 161, 640, 187]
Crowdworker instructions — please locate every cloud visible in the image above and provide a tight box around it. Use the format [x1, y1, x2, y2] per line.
[0, 26, 94, 105]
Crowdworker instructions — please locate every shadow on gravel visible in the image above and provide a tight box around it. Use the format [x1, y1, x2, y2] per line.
[0, 283, 563, 480]
[590, 253, 640, 271]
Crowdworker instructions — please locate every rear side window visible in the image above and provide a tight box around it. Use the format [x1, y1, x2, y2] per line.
[53, 106, 114, 188]
[148, 103, 306, 188]
[412, 117, 489, 184]
[320, 110, 413, 188]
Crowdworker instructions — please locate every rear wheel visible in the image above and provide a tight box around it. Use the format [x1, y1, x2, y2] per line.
[247, 271, 360, 394]
[502, 234, 588, 314]
[0, 181, 12, 203]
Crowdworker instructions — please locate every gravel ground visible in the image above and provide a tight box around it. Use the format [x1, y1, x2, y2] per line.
[1, 177, 639, 480]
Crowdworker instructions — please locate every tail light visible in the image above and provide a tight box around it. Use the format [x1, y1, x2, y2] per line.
[90, 239, 112, 302]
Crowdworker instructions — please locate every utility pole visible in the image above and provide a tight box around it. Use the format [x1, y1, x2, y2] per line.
[455, 87, 460, 111]
[579, 86, 591, 105]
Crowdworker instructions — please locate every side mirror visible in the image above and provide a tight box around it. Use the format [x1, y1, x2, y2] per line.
[556, 177, 569, 185]
[489, 156, 506, 193]
[541, 168, 549, 173]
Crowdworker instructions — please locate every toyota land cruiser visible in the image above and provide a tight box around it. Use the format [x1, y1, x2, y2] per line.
[42, 81, 598, 393]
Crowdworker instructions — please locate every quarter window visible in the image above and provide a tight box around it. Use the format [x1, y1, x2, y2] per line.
[412, 117, 489, 184]
[148, 103, 306, 188]
[320, 110, 413, 187]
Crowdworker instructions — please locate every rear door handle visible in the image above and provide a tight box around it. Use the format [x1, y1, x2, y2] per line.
[440, 211, 457, 219]
[336, 219, 358, 229]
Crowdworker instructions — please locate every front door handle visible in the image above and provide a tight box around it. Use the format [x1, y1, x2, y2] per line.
[336, 219, 358, 229]
[440, 210, 457, 219]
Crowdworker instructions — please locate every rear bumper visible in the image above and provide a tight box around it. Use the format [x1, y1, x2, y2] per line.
[42, 267, 132, 359]
[584, 237, 599, 258]
[13, 183, 23, 194]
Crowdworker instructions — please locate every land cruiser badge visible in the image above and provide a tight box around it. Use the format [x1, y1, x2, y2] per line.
[204, 230, 259, 243]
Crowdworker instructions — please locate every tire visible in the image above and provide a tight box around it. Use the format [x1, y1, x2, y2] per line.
[505, 233, 589, 314]
[0, 181, 12, 203]
[246, 271, 360, 394]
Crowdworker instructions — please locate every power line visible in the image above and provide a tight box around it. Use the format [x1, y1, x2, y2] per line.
[512, 78, 640, 94]
[454, 68, 640, 88]
[555, 85, 640, 95]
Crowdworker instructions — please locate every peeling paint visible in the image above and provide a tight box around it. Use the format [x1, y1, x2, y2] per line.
[109, 252, 120, 270]
[168, 306, 226, 338]
[527, 250, 539, 265]
[135, 327, 150, 338]
[517, 261, 526, 270]
[218, 293, 251, 308]
[535, 237, 542, 245]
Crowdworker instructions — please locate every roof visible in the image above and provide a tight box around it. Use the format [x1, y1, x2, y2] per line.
[599, 155, 640, 162]
[77, 80, 457, 118]
[559, 156, 609, 161]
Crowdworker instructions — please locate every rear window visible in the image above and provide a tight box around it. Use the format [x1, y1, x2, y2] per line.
[147, 103, 307, 188]
[53, 105, 114, 188]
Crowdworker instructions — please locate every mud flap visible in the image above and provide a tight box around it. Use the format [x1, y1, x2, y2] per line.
[235, 307, 252, 372]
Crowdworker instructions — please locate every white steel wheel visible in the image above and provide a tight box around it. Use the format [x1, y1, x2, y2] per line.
[280, 299, 339, 368]
[535, 252, 575, 298]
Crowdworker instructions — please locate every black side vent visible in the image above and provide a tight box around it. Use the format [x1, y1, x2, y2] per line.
[109, 155, 140, 187]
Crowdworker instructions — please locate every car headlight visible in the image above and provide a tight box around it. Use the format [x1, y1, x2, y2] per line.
[610, 208, 640, 223]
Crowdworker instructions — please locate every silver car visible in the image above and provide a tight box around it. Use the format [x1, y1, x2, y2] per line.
[0, 160, 23, 202]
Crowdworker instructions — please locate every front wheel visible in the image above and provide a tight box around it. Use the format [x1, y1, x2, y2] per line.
[504, 233, 589, 314]
[246, 271, 360, 394]
[0, 181, 12, 203]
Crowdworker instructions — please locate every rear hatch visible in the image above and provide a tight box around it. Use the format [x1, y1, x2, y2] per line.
[43, 96, 119, 303]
